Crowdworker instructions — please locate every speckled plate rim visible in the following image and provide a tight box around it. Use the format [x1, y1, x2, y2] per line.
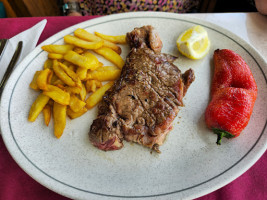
[1, 12, 267, 200]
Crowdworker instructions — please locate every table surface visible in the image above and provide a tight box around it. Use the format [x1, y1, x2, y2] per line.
[0, 12, 266, 200]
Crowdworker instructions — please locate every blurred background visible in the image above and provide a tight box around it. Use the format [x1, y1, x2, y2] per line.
[0, 0, 258, 18]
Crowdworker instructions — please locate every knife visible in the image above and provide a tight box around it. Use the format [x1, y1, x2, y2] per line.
[0, 41, 23, 97]
[0, 39, 8, 61]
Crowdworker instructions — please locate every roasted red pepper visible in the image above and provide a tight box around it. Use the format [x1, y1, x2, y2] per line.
[205, 49, 257, 145]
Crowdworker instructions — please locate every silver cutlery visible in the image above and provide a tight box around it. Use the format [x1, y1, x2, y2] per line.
[0, 41, 23, 97]
[0, 39, 8, 61]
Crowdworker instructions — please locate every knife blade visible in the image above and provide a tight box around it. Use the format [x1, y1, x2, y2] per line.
[0, 41, 23, 97]
[0, 39, 8, 61]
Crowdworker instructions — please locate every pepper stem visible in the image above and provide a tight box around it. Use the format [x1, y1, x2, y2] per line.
[212, 128, 234, 145]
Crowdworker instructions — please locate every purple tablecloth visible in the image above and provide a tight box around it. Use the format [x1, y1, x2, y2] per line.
[0, 16, 266, 200]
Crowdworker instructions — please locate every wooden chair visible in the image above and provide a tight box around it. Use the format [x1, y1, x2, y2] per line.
[3, 0, 60, 17]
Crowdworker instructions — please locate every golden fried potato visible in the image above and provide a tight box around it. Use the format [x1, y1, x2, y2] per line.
[98, 62, 104, 68]
[99, 39, 121, 55]
[76, 78, 82, 89]
[64, 50, 99, 70]
[53, 60, 76, 87]
[43, 85, 70, 105]
[79, 83, 87, 101]
[76, 67, 87, 81]
[36, 68, 52, 90]
[87, 66, 121, 81]
[74, 28, 122, 54]
[73, 47, 84, 54]
[51, 77, 65, 86]
[74, 28, 102, 42]
[47, 71, 53, 84]
[62, 60, 71, 67]
[48, 53, 64, 60]
[94, 32, 126, 44]
[94, 66, 119, 71]
[65, 86, 81, 94]
[30, 71, 41, 90]
[85, 81, 113, 109]
[42, 44, 74, 54]
[43, 104, 51, 126]
[69, 95, 86, 112]
[64, 35, 103, 50]
[44, 59, 53, 69]
[94, 47, 124, 69]
[28, 93, 50, 122]
[67, 107, 87, 119]
[55, 84, 65, 90]
[58, 62, 78, 82]
[53, 102, 67, 138]
[85, 80, 102, 93]
[68, 65, 76, 72]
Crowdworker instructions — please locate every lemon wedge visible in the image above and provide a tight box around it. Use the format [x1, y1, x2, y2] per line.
[176, 25, 210, 59]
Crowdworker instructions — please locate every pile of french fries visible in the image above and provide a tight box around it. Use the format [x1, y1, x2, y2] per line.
[28, 28, 126, 138]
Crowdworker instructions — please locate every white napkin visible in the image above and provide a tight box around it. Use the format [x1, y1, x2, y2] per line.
[0, 19, 47, 82]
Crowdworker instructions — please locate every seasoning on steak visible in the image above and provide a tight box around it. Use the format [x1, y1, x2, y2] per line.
[89, 26, 195, 153]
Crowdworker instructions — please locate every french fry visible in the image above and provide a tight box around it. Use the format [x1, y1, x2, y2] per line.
[65, 86, 81, 94]
[85, 81, 114, 109]
[42, 44, 74, 54]
[29, 28, 127, 139]
[28, 93, 50, 122]
[47, 99, 54, 106]
[43, 85, 70, 105]
[83, 51, 99, 68]
[87, 66, 121, 81]
[43, 104, 51, 126]
[94, 66, 119, 71]
[44, 59, 53, 69]
[30, 71, 41, 90]
[68, 65, 76, 72]
[51, 78, 65, 86]
[53, 60, 76, 87]
[47, 70, 53, 84]
[76, 78, 82, 89]
[79, 83, 87, 101]
[73, 47, 84, 54]
[69, 95, 86, 112]
[53, 102, 67, 138]
[62, 60, 71, 67]
[64, 35, 104, 50]
[85, 80, 102, 93]
[94, 32, 126, 44]
[76, 67, 87, 81]
[100, 40, 121, 55]
[74, 28, 102, 42]
[67, 107, 87, 119]
[74, 28, 121, 54]
[98, 62, 104, 68]
[64, 50, 99, 70]
[56, 84, 65, 90]
[48, 53, 64, 60]
[94, 47, 124, 69]
[36, 68, 52, 90]
[50, 74, 59, 84]
[85, 80, 96, 93]
[58, 62, 78, 82]
[95, 80, 102, 87]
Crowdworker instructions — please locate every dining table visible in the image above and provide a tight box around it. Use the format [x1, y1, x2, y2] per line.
[0, 12, 266, 200]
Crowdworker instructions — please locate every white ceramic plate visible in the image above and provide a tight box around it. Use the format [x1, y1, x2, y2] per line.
[1, 12, 267, 200]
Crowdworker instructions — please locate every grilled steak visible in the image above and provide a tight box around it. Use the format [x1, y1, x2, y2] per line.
[89, 26, 195, 152]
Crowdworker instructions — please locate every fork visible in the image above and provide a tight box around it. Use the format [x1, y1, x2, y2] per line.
[0, 40, 23, 97]
[0, 39, 8, 61]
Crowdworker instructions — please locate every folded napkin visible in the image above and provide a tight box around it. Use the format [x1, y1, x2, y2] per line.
[0, 19, 47, 82]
